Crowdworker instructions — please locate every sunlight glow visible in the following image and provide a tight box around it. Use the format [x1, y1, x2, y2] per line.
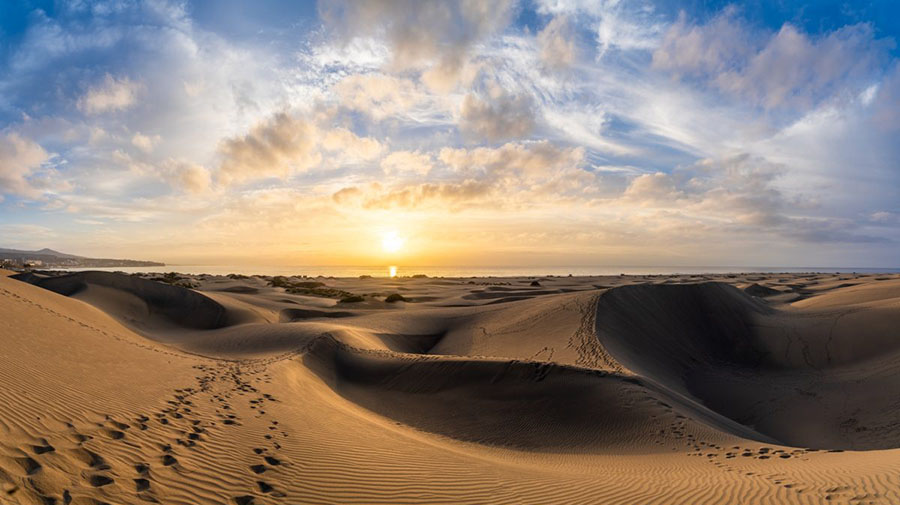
[381, 231, 405, 254]
[389, 265, 397, 278]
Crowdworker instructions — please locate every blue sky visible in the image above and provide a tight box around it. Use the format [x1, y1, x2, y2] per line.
[0, 0, 898, 267]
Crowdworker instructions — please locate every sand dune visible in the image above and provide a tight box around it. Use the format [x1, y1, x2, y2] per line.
[14, 271, 231, 331]
[3, 268, 900, 504]
[596, 281, 900, 449]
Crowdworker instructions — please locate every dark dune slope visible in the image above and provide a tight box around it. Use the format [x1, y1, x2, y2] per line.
[13, 270, 227, 330]
[595, 282, 900, 450]
[301, 336, 760, 452]
[596, 282, 772, 378]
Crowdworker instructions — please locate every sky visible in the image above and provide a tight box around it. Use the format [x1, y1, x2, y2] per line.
[0, 0, 898, 268]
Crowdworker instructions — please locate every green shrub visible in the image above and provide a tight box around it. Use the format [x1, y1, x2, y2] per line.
[293, 281, 326, 288]
[268, 275, 362, 300]
[151, 272, 198, 289]
[269, 276, 293, 288]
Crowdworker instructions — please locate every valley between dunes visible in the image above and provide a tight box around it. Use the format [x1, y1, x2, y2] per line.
[2, 268, 900, 505]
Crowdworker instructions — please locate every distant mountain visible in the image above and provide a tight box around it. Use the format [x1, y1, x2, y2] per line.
[0, 247, 163, 268]
[0, 247, 82, 259]
[34, 248, 81, 259]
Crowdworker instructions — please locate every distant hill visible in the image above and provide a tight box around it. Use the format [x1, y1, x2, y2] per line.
[0, 247, 81, 258]
[0, 247, 163, 268]
[34, 248, 82, 259]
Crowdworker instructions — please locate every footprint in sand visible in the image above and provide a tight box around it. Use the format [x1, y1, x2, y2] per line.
[15, 456, 41, 475]
[31, 442, 55, 455]
[104, 429, 125, 440]
[72, 448, 109, 470]
[88, 474, 114, 487]
[108, 420, 130, 431]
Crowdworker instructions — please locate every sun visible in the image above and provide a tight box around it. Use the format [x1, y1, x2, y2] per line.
[381, 231, 405, 254]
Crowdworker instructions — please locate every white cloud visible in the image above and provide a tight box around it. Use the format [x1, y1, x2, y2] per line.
[535, 0, 663, 56]
[162, 159, 212, 194]
[217, 110, 385, 184]
[333, 73, 421, 119]
[859, 84, 879, 106]
[321, 128, 384, 162]
[871, 64, 900, 131]
[77, 74, 141, 114]
[218, 112, 322, 184]
[651, 9, 753, 78]
[380, 150, 433, 176]
[623, 172, 682, 204]
[0, 133, 50, 198]
[333, 141, 589, 210]
[653, 12, 893, 109]
[871, 211, 898, 224]
[459, 88, 536, 142]
[438, 141, 585, 182]
[320, 0, 515, 90]
[538, 16, 577, 69]
[131, 132, 161, 153]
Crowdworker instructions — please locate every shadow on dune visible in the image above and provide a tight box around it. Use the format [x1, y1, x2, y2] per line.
[13, 271, 229, 331]
[279, 308, 356, 322]
[595, 283, 772, 381]
[304, 337, 662, 452]
[302, 281, 900, 451]
[595, 282, 900, 450]
[301, 336, 771, 452]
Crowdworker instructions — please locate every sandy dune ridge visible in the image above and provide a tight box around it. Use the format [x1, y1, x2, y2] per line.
[2, 268, 900, 504]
